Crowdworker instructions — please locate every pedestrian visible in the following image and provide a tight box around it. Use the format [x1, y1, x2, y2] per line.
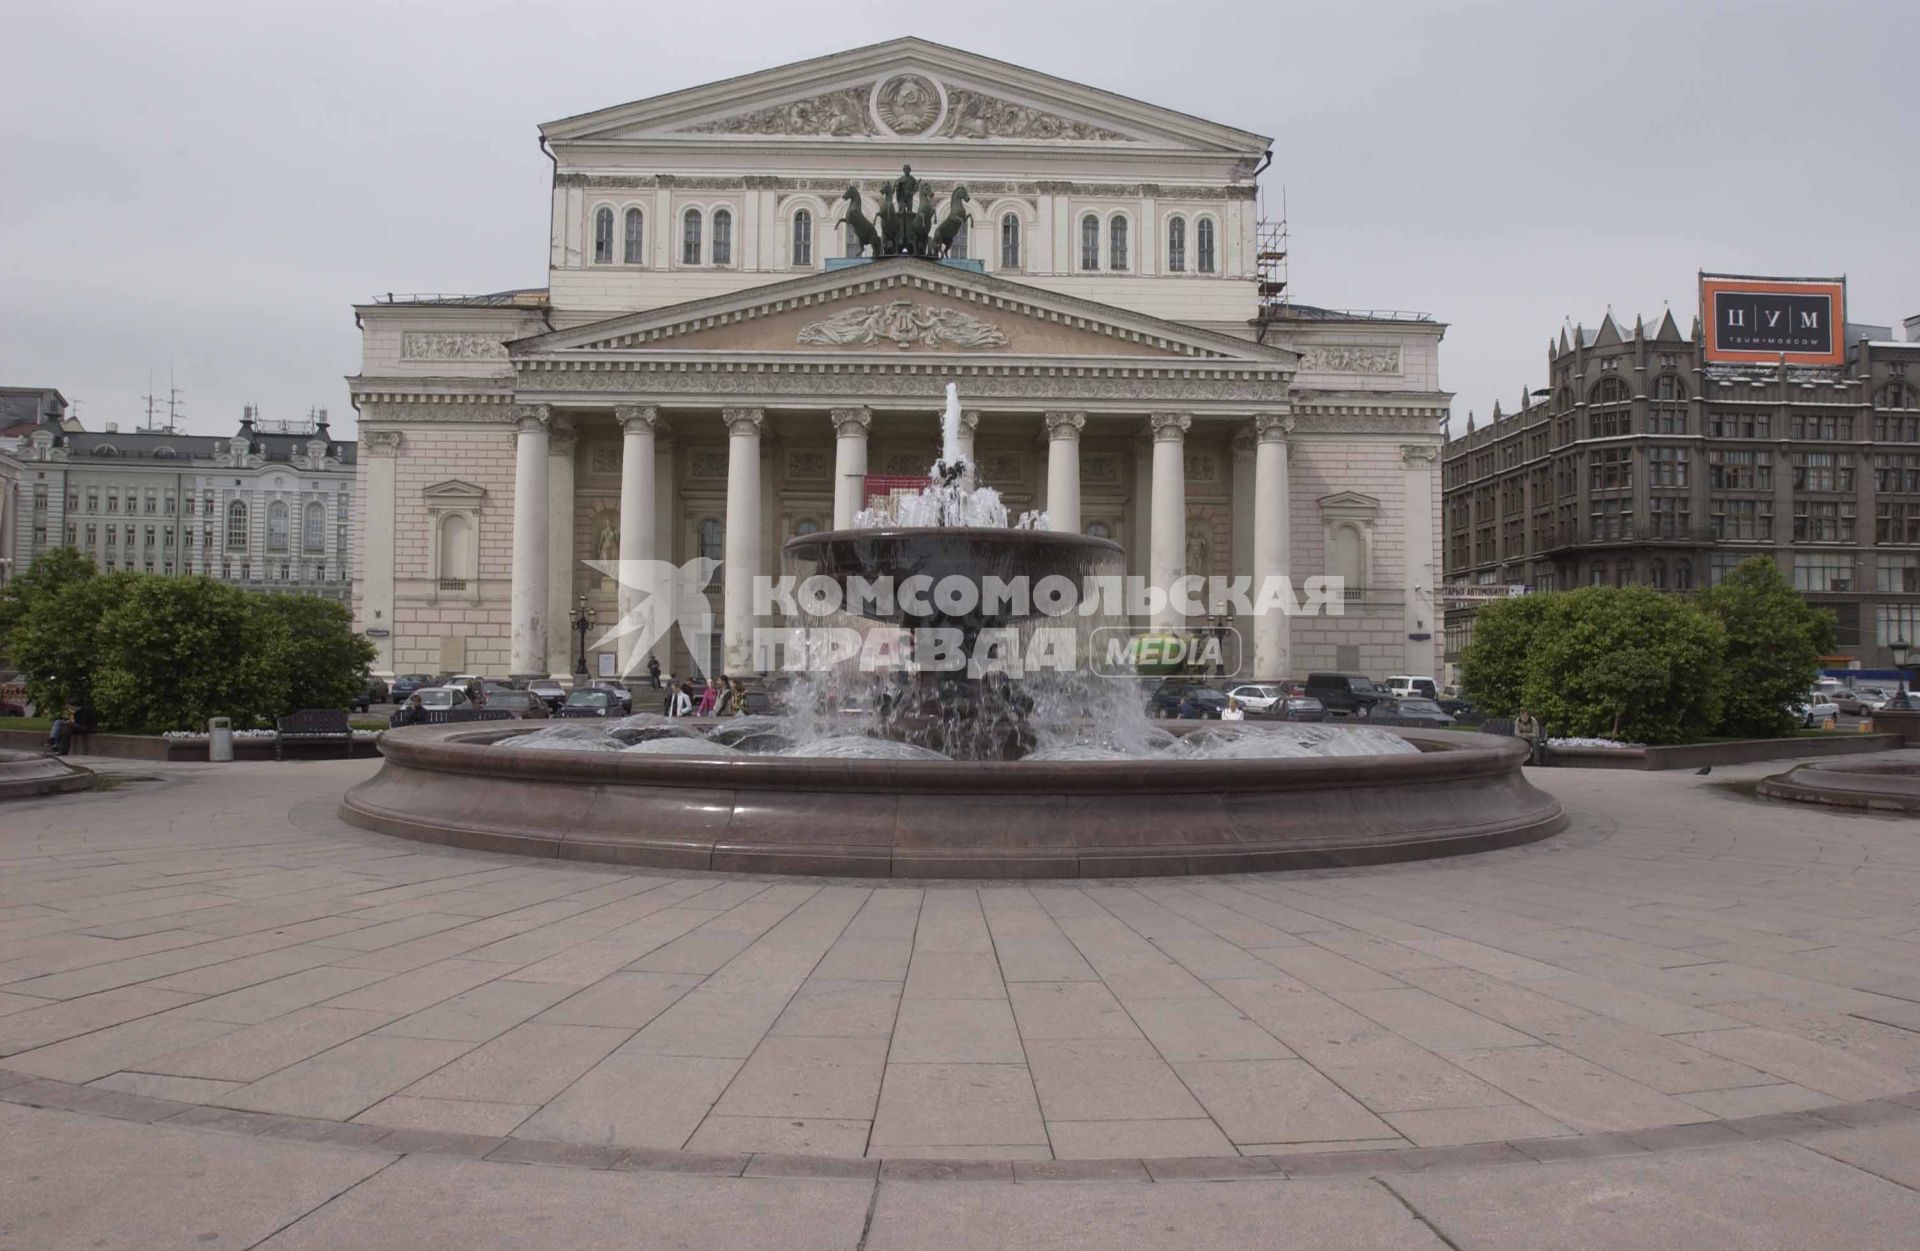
[728, 676, 749, 716]
[1221, 696, 1246, 722]
[669, 681, 694, 718]
[697, 679, 719, 717]
[389, 693, 427, 727]
[646, 654, 661, 690]
[466, 679, 486, 707]
[661, 676, 676, 716]
[1513, 707, 1542, 764]
[47, 702, 75, 755]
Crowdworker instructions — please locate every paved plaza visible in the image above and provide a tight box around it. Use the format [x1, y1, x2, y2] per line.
[3, 756, 1920, 1247]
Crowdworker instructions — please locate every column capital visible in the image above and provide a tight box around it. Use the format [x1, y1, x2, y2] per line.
[1401, 442, 1440, 466]
[830, 406, 872, 438]
[507, 403, 551, 434]
[1044, 411, 1087, 441]
[1149, 411, 1192, 442]
[722, 408, 765, 436]
[548, 416, 577, 455]
[614, 404, 664, 433]
[362, 430, 403, 458]
[1255, 412, 1296, 444]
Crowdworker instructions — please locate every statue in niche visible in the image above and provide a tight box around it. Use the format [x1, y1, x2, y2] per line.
[1186, 523, 1212, 579]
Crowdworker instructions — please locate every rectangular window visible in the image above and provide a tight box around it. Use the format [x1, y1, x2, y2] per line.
[1791, 413, 1852, 440]
[106, 492, 118, 513]
[1791, 451, 1854, 493]
[1875, 453, 1920, 494]
[1793, 554, 1853, 593]
[1878, 604, 1920, 647]
[1710, 497, 1773, 541]
[1648, 447, 1689, 488]
[1792, 500, 1854, 543]
[1875, 414, 1920, 442]
[1878, 554, 1920, 595]
[1877, 501, 1920, 545]
[1649, 496, 1689, 537]
[1708, 411, 1770, 439]
[32, 485, 47, 511]
[86, 489, 99, 512]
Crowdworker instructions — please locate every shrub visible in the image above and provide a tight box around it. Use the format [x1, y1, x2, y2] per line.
[1701, 557, 1836, 738]
[256, 594, 376, 713]
[1519, 587, 1726, 745]
[91, 577, 291, 733]
[1457, 593, 1551, 716]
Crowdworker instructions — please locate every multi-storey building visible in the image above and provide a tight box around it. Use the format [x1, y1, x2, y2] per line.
[1442, 307, 1920, 669]
[6, 406, 356, 601]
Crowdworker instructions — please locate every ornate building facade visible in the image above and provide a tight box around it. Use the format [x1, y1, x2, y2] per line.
[349, 39, 1449, 681]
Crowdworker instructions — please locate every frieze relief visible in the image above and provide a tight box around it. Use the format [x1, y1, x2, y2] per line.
[689, 450, 729, 480]
[1184, 453, 1219, 483]
[785, 448, 830, 479]
[679, 84, 878, 136]
[979, 452, 1023, 484]
[937, 88, 1131, 141]
[587, 446, 621, 475]
[1296, 345, 1403, 375]
[1080, 454, 1120, 486]
[796, 301, 1010, 350]
[400, 332, 509, 362]
[525, 369, 1287, 405]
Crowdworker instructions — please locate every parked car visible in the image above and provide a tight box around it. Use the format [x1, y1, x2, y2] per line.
[484, 690, 549, 720]
[389, 673, 435, 702]
[1436, 696, 1484, 724]
[1147, 680, 1215, 719]
[588, 680, 634, 714]
[1374, 697, 1456, 727]
[416, 686, 472, 711]
[1793, 693, 1842, 728]
[1384, 675, 1440, 700]
[1224, 683, 1286, 717]
[1277, 694, 1327, 722]
[1835, 686, 1893, 715]
[1304, 673, 1385, 717]
[1176, 687, 1230, 720]
[557, 689, 616, 718]
[526, 679, 568, 711]
[350, 676, 389, 713]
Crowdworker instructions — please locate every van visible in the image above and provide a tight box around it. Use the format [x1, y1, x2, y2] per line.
[1303, 673, 1384, 717]
[1385, 675, 1439, 700]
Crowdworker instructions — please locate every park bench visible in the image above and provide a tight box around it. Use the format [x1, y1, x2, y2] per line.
[421, 707, 511, 725]
[274, 709, 354, 760]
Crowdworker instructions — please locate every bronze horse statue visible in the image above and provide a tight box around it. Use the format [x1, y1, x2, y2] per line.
[933, 187, 971, 258]
[911, 185, 936, 255]
[838, 185, 881, 257]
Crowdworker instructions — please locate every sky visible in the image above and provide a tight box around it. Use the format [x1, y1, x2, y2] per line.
[3, 0, 1915, 440]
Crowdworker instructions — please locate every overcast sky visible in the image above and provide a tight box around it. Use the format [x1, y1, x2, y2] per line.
[4, 0, 1914, 440]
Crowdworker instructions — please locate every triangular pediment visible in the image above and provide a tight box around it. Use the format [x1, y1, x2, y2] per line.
[1319, 491, 1382, 519]
[542, 38, 1268, 156]
[510, 257, 1295, 367]
[422, 479, 487, 503]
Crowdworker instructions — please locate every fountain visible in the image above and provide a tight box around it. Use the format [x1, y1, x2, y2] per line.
[342, 385, 1565, 876]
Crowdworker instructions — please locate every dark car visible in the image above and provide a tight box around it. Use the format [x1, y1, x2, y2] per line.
[389, 673, 435, 702]
[350, 676, 389, 713]
[484, 690, 550, 720]
[588, 680, 634, 714]
[1278, 694, 1327, 722]
[1177, 687, 1230, 720]
[1147, 680, 1214, 719]
[527, 679, 567, 710]
[1437, 697, 1484, 725]
[556, 689, 616, 718]
[1303, 673, 1385, 717]
[1375, 697, 1456, 727]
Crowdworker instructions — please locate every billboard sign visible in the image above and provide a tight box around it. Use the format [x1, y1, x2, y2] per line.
[1700, 273, 1846, 367]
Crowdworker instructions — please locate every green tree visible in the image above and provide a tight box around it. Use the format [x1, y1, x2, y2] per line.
[7, 566, 134, 712]
[0, 546, 96, 643]
[1702, 556, 1836, 738]
[1457, 593, 1552, 716]
[1521, 587, 1727, 745]
[91, 577, 290, 732]
[256, 594, 375, 712]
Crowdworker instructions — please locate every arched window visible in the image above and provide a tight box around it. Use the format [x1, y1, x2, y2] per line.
[1589, 376, 1630, 404]
[793, 518, 820, 538]
[266, 501, 288, 553]
[792, 209, 813, 267]
[697, 517, 724, 563]
[303, 501, 325, 551]
[681, 209, 703, 265]
[1674, 561, 1693, 590]
[1649, 559, 1667, 589]
[623, 208, 645, 264]
[1329, 523, 1365, 595]
[91, 445, 117, 457]
[1615, 560, 1632, 587]
[1166, 216, 1187, 273]
[593, 207, 614, 264]
[1086, 520, 1112, 540]
[1196, 217, 1217, 273]
[1000, 213, 1021, 269]
[225, 500, 248, 551]
[1653, 374, 1688, 401]
[1108, 216, 1129, 271]
[1080, 214, 1101, 270]
[437, 513, 471, 585]
[711, 208, 733, 266]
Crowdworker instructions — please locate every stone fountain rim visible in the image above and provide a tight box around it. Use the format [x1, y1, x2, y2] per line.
[783, 525, 1127, 557]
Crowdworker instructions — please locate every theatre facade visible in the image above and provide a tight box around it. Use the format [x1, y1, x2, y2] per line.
[348, 38, 1449, 682]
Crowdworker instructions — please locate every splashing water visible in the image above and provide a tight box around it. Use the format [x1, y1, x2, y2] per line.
[853, 383, 1049, 531]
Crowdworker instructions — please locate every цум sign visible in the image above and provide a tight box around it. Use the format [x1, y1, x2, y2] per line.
[1700, 273, 1847, 367]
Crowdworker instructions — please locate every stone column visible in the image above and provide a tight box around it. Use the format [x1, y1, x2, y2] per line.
[957, 410, 980, 468]
[1253, 414, 1294, 680]
[1043, 411, 1085, 533]
[545, 417, 576, 676]
[1149, 412, 1191, 632]
[615, 405, 663, 675]
[831, 407, 871, 530]
[361, 430, 401, 676]
[723, 408, 764, 676]
[1402, 442, 1440, 677]
[508, 404, 551, 677]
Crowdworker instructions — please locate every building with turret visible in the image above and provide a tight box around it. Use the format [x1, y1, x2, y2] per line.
[1442, 301, 1920, 671]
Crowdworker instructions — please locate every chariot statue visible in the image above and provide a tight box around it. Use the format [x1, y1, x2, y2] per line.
[838, 165, 972, 260]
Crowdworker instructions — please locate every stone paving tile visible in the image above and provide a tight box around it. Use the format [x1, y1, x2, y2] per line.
[90, 1070, 246, 1104]
[169, 966, 394, 1025]
[1678, 1082, 1836, 1118]
[619, 990, 789, 1058]
[1123, 996, 1293, 1061]
[870, 1063, 1048, 1149]
[1526, 1015, 1776, 1093]
[1254, 944, 1411, 992]
[1447, 1044, 1717, 1132]
[903, 950, 1007, 1000]
[889, 998, 1024, 1064]
[1333, 986, 1538, 1052]
[316, 957, 515, 1016]
[515, 1052, 743, 1149]
[351, 1094, 539, 1137]
[533, 969, 706, 1029]
[141, 1005, 395, 1081]
[1006, 981, 1142, 1041]
[0, 985, 203, 1056]
[374, 978, 576, 1042]
[219, 1034, 479, 1120]
[1046, 1118, 1235, 1160]
[1174, 1058, 1397, 1145]
[709, 1035, 889, 1120]
[1668, 1026, 1914, 1102]
[685, 1115, 874, 1158]
[1797, 1120, 1920, 1190]
[1026, 1038, 1207, 1121]
[1378, 1103, 1574, 1147]
[402, 1022, 631, 1105]
[3, 1012, 242, 1083]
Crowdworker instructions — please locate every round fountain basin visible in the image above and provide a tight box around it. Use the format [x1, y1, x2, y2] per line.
[340, 724, 1566, 878]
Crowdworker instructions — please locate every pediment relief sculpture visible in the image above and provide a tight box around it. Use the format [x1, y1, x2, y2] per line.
[674, 75, 1133, 143]
[797, 300, 1009, 350]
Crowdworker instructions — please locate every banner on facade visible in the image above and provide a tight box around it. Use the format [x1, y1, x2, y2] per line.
[1700, 273, 1847, 367]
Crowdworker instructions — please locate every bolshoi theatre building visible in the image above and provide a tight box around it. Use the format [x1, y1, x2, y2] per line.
[348, 38, 1449, 683]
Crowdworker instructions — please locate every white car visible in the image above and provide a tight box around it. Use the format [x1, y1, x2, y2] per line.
[416, 686, 472, 711]
[1225, 683, 1284, 715]
[1792, 693, 1841, 728]
[1384, 675, 1440, 700]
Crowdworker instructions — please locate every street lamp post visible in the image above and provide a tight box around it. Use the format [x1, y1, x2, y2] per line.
[568, 595, 595, 677]
[1890, 639, 1913, 711]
